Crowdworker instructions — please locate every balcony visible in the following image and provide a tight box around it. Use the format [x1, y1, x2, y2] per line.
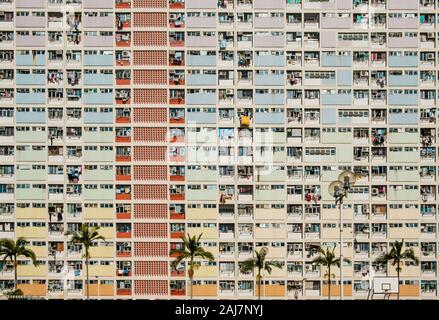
[15, 15, 45, 28]
[186, 92, 216, 105]
[187, 54, 216, 67]
[254, 16, 284, 29]
[321, 92, 352, 105]
[16, 73, 46, 86]
[83, 0, 114, 9]
[16, 52, 45, 66]
[254, 34, 284, 48]
[187, 111, 216, 124]
[321, 16, 352, 29]
[388, 0, 418, 9]
[15, 111, 45, 124]
[254, 92, 284, 105]
[388, 92, 418, 105]
[83, 53, 114, 66]
[83, 73, 113, 86]
[388, 17, 418, 29]
[83, 188, 114, 201]
[186, 35, 216, 47]
[187, 74, 217, 86]
[321, 53, 351, 67]
[84, 111, 114, 124]
[388, 35, 418, 48]
[388, 74, 418, 87]
[83, 91, 113, 105]
[254, 0, 285, 9]
[83, 15, 113, 28]
[16, 0, 45, 8]
[186, 16, 216, 29]
[16, 91, 45, 104]
[254, 54, 284, 67]
[84, 35, 113, 47]
[16, 34, 45, 47]
[254, 112, 284, 124]
[186, 0, 216, 8]
[255, 74, 284, 86]
[303, 0, 338, 9]
[186, 188, 217, 201]
[388, 55, 418, 67]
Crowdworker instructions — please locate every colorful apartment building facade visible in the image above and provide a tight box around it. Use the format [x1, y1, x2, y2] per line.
[0, 0, 438, 299]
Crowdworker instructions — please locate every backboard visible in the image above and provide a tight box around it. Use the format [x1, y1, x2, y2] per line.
[373, 277, 399, 294]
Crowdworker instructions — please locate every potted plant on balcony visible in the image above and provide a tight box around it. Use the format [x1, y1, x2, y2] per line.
[170, 233, 214, 299]
[0, 237, 38, 296]
[374, 239, 419, 300]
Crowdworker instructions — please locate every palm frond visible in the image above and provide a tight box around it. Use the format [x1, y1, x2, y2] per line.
[240, 258, 256, 273]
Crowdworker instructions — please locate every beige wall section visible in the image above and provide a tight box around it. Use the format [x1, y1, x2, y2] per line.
[16, 227, 46, 238]
[196, 265, 217, 277]
[84, 208, 113, 220]
[89, 246, 114, 258]
[17, 264, 47, 277]
[186, 207, 217, 220]
[28, 246, 47, 258]
[89, 264, 115, 277]
[98, 227, 115, 239]
[186, 227, 217, 239]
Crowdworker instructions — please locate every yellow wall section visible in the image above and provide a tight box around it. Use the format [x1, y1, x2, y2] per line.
[84, 207, 114, 220]
[16, 227, 46, 238]
[186, 208, 216, 220]
[89, 264, 115, 277]
[89, 246, 114, 258]
[17, 264, 47, 277]
[98, 227, 115, 239]
[16, 207, 46, 219]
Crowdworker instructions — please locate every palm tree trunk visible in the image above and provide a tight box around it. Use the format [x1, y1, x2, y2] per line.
[13, 259, 17, 291]
[188, 258, 194, 300]
[257, 273, 261, 300]
[328, 266, 331, 300]
[189, 273, 193, 300]
[397, 261, 400, 300]
[86, 247, 90, 300]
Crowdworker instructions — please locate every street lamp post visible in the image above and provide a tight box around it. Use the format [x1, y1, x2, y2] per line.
[328, 170, 356, 300]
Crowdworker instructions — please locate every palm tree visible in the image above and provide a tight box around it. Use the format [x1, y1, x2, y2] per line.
[170, 233, 214, 299]
[312, 245, 350, 300]
[0, 237, 38, 293]
[374, 239, 419, 300]
[65, 224, 105, 300]
[239, 249, 282, 300]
